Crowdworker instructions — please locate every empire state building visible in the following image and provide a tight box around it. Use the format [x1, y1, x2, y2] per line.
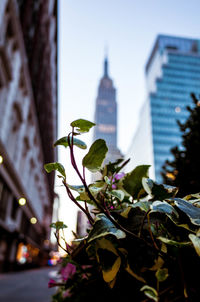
[94, 57, 122, 163]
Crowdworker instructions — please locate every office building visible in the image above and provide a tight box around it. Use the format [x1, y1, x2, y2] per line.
[94, 57, 122, 163]
[0, 0, 57, 271]
[126, 35, 200, 182]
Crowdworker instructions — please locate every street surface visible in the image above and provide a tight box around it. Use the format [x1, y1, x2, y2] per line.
[0, 267, 57, 302]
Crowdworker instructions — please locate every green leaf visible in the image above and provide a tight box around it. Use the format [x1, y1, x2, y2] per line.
[157, 237, 191, 247]
[87, 213, 126, 243]
[110, 190, 125, 201]
[95, 238, 121, 283]
[50, 221, 68, 230]
[155, 268, 168, 282]
[140, 285, 158, 302]
[70, 119, 96, 133]
[82, 139, 108, 172]
[123, 165, 150, 199]
[174, 198, 200, 225]
[54, 136, 87, 149]
[67, 184, 85, 193]
[131, 201, 151, 212]
[89, 181, 105, 195]
[44, 162, 66, 178]
[150, 200, 179, 222]
[142, 178, 178, 200]
[189, 234, 200, 256]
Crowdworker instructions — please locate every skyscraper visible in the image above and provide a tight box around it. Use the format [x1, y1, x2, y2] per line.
[126, 35, 200, 182]
[0, 0, 57, 271]
[94, 57, 122, 163]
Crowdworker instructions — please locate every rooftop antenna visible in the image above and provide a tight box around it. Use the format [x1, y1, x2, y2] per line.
[104, 43, 109, 77]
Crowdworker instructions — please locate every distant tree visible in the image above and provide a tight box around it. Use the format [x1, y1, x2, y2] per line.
[161, 93, 200, 196]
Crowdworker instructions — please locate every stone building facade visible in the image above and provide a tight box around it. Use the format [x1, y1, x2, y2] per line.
[0, 0, 57, 271]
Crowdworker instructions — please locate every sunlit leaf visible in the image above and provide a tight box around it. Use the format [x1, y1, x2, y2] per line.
[82, 139, 108, 172]
[174, 198, 200, 225]
[44, 162, 66, 178]
[189, 234, 200, 256]
[87, 213, 126, 243]
[140, 285, 158, 302]
[70, 119, 96, 133]
[54, 136, 87, 149]
[123, 165, 150, 198]
[50, 221, 67, 230]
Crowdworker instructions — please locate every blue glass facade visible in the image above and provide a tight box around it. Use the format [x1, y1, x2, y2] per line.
[147, 35, 200, 182]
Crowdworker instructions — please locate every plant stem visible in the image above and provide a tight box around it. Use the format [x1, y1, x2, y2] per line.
[63, 181, 94, 225]
[147, 212, 159, 250]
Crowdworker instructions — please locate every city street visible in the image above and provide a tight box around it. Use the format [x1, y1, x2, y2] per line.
[0, 267, 57, 302]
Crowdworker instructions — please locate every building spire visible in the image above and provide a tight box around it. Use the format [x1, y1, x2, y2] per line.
[104, 44, 109, 77]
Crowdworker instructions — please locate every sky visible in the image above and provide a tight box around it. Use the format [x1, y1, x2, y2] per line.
[56, 0, 200, 241]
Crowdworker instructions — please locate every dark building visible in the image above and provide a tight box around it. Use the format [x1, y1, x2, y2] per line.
[94, 57, 122, 163]
[0, 0, 57, 271]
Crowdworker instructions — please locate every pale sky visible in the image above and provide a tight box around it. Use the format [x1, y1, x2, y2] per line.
[56, 0, 200, 241]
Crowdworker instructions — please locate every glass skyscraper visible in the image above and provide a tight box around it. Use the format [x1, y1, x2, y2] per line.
[94, 57, 122, 163]
[126, 35, 200, 182]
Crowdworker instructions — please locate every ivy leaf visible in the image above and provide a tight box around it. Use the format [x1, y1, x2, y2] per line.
[110, 190, 125, 201]
[44, 162, 66, 178]
[189, 234, 200, 256]
[131, 201, 151, 213]
[70, 119, 96, 133]
[87, 213, 126, 243]
[67, 184, 85, 193]
[54, 136, 87, 149]
[95, 238, 121, 284]
[82, 139, 108, 172]
[123, 165, 150, 199]
[50, 221, 68, 231]
[140, 285, 158, 302]
[142, 178, 178, 200]
[150, 200, 179, 223]
[174, 198, 200, 226]
[155, 268, 168, 282]
[157, 237, 191, 247]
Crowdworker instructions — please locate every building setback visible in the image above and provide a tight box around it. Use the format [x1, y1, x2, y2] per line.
[126, 35, 200, 182]
[94, 57, 122, 163]
[0, 0, 57, 271]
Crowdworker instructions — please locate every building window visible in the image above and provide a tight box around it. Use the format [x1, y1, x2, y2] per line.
[175, 106, 181, 113]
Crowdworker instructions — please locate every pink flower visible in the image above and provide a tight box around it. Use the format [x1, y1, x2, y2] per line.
[48, 279, 57, 288]
[112, 184, 117, 189]
[61, 263, 76, 281]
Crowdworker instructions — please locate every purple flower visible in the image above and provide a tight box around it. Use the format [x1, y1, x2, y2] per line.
[114, 172, 125, 181]
[61, 263, 76, 281]
[112, 184, 117, 189]
[48, 279, 57, 288]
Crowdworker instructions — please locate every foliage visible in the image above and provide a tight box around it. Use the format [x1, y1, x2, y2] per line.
[46, 118, 200, 302]
[162, 93, 200, 196]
